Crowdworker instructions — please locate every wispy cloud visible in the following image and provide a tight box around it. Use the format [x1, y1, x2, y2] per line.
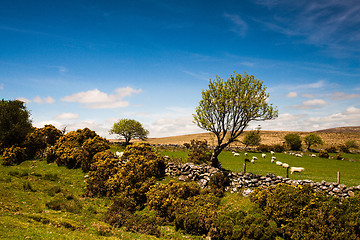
[54, 112, 79, 120]
[292, 98, 328, 109]
[254, 0, 360, 55]
[33, 96, 55, 104]
[286, 91, 297, 98]
[331, 92, 360, 100]
[224, 12, 248, 37]
[61, 87, 142, 109]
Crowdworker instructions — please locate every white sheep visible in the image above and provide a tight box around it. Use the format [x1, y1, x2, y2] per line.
[282, 163, 289, 168]
[311, 154, 316, 157]
[276, 161, 283, 166]
[290, 167, 305, 174]
[115, 151, 124, 158]
[251, 159, 255, 164]
[233, 153, 240, 157]
[262, 153, 266, 158]
[270, 151, 275, 155]
[271, 156, 276, 160]
[244, 152, 248, 156]
[271, 159, 275, 163]
[252, 156, 258, 160]
[295, 153, 303, 157]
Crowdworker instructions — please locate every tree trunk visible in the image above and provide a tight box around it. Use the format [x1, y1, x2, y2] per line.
[210, 145, 226, 169]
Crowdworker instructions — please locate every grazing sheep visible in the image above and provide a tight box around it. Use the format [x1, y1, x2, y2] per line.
[252, 156, 258, 160]
[271, 156, 276, 160]
[290, 167, 305, 174]
[115, 151, 124, 158]
[282, 163, 289, 168]
[244, 152, 248, 156]
[270, 151, 275, 155]
[233, 153, 240, 157]
[262, 153, 266, 158]
[311, 154, 316, 157]
[271, 159, 275, 163]
[251, 159, 255, 164]
[295, 153, 303, 157]
[276, 161, 283, 166]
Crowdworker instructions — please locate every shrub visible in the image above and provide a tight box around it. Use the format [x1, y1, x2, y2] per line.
[2, 146, 27, 166]
[339, 144, 350, 153]
[174, 193, 220, 236]
[345, 140, 359, 150]
[105, 143, 166, 205]
[326, 146, 338, 153]
[147, 180, 201, 221]
[257, 144, 271, 152]
[271, 144, 285, 153]
[208, 171, 229, 197]
[46, 191, 82, 213]
[184, 139, 212, 164]
[284, 133, 302, 151]
[319, 150, 329, 158]
[124, 214, 160, 237]
[50, 128, 110, 171]
[23, 127, 47, 159]
[85, 150, 120, 197]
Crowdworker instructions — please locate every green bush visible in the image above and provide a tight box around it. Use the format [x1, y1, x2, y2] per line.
[174, 193, 220, 236]
[49, 128, 110, 171]
[319, 150, 329, 158]
[147, 180, 201, 221]
[326, 146, 338, 153]
[2, 145, 27, 166]
[284, 133, 302, 151]
[257, 144, 271, 152]
[271, 144, 285, 153]
[23, 127, 47, 159]
[85, 150, 120, 197]
[46, 191, 82, 213]
[184, 139, 212, 164]
[208, 172, 229, 197]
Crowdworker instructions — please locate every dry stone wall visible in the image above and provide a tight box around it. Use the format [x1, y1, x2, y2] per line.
[166, 162, 360, 199]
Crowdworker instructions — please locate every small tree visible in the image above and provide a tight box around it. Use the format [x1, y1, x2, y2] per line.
[109, 119, 149, 145]
[284, 133, 302, 151]
[345, 140, 359, 150]
[242, 130, 261, 150]
[193, 72, 278, 168]
[304, 133, 323, 151]
[0, 99, 32, 148]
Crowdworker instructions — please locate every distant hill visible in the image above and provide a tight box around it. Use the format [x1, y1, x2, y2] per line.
[314, 126, 360, 133]
[144, 126, 360, 147]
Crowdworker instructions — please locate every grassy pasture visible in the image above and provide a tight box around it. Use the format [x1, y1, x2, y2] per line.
[157, 149, 360, 187]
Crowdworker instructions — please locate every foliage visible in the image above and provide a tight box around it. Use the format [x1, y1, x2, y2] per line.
[249, 184, 360, 240]
[257, 144, 271, 152]
[40, 124, 63, 146]
[319, 150, 329, 158]
[211, 208, 279, 240]
[345, 140, 359, 150]
[208, 172, 229, 197]
[193, 71, 278, 168]
[0, 99, 32, 149]
[304, 133, 324, 151]
[284, 133, 302, 151]
[49, 128, 110, 171]
[271, 144, 285, 152]
[2, 145, 27, 166]
[242, 130, 261, 149]
[85, 150, 120, 197]
[109, 118, 149, 145]
[326, 146, 338, 153]
[147, 180, 201, 221]
[23, 127, 47, 159]
[184, 139, 212, 164]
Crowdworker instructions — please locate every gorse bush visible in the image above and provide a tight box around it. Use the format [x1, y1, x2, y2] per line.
[319, 149, 329, 158]
[208, 171, 229, 197]
[184, 139, 212, 164]
[48, 128, 110, 171]
[2, 145, 27, 166]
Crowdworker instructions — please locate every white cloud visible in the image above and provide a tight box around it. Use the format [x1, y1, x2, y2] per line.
[224, 13, 248, 37]
[331, 92, 360, 100]
[286, 91, 298, 98]
[61, 87, 142, 109]
[292, 98, 328, 109]
[17, 97, 31, 103]
[33, 96, 55, 104]
[301, 93, 315, 98]
[54, 112, 79, 120]
[0, 83, 4, 90]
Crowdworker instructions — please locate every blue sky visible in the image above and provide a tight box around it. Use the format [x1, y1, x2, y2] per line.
[1, 0, 359, 138]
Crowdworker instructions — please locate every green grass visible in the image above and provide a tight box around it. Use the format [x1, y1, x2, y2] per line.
[0, 157, 204, 239]
[158, 150, 360, 187]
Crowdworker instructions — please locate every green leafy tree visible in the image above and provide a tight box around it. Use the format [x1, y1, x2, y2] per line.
[109, 119, 149, 145]
[304, 133, 324, 151]
[284, 133, 302, 151]
[345, 140, 359, 150]
[0, 99, 32, 148]
[242, 130, 261, 149]
[193, 72, 278, 168]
